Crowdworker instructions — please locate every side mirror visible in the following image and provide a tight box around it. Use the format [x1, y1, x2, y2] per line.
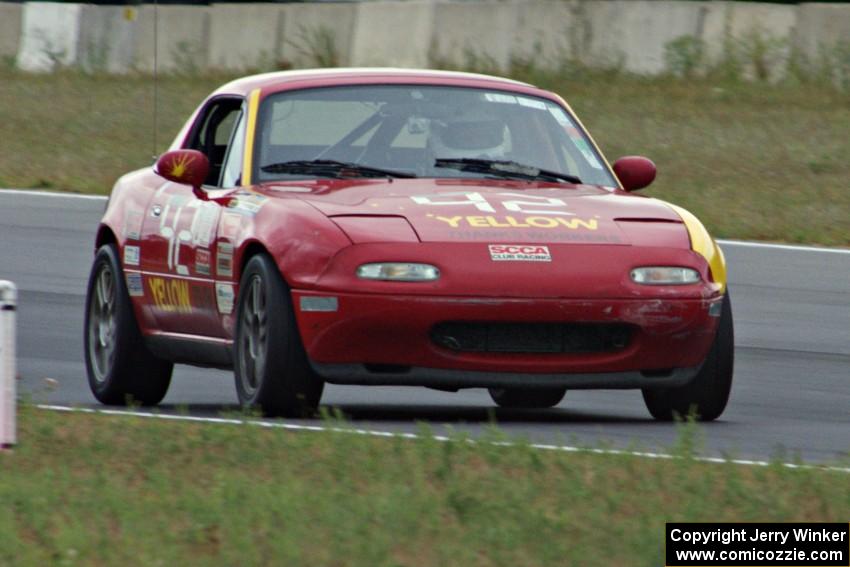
[612, 156, 656, 191]
[154, 150, 210, 195]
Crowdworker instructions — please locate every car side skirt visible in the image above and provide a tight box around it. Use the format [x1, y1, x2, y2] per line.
[145, 332, 233, 370]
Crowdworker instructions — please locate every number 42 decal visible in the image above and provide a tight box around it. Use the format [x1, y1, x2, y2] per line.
[411, 192, 575, 216]
[157, 195, 220, 275]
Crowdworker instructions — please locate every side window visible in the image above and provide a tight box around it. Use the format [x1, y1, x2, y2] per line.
[189, 97, 244, 186]
[220, 108, 246, 188]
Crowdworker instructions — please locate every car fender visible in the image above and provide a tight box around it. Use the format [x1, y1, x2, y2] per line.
[96, 169, 157, 252]
[662, 201, 727, 294]
[235, 197, 352, 288]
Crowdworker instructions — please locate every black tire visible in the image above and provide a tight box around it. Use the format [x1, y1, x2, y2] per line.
[488, 387, 567, 409]
[84, 244, 173, 405]
[234, 253, 324, 417]
[642, 292, 734, 421]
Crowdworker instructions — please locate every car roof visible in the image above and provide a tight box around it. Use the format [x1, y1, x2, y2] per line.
[213, 68, 538, 98]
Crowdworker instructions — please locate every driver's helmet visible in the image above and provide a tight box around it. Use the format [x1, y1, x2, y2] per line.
[428, 109, 510, 159]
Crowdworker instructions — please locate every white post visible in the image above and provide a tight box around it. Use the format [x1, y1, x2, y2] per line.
[0, 281, 17, 448]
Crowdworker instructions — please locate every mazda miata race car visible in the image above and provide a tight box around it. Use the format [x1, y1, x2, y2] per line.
[84, 68, 733, 419]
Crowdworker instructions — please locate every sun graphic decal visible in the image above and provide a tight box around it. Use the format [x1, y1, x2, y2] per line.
[169, 154, 195, 180]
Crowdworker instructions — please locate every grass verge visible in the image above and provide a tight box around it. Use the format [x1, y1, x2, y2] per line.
[1, 405, 848, 566]
[0, 68, 848, 245]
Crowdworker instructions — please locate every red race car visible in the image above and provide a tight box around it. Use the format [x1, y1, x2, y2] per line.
[84, 68, 733, 419]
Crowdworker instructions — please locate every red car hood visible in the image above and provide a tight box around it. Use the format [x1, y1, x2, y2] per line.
[264, 178, 683, 245]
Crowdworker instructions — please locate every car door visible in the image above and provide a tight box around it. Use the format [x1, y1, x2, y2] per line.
[138, 97, 244, 338]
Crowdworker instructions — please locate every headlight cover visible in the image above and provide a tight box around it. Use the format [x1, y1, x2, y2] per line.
[630, 266, 700, 285]
[356, 263, 440, 282]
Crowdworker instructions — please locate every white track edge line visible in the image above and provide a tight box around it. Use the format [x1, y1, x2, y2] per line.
[34, 404, 850, 474]
[717, 239, 850, 255]
[3, 189, 849, 254]
[0, 189, 108, 201]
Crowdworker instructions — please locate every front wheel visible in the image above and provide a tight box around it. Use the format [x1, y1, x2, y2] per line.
[642, 292, 734, 421]
[234, 253, 324, 417]
[84, 244, 173, 405]
[488, 387, 566, 409]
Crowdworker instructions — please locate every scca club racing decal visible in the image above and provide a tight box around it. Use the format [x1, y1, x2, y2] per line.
[411, 192, 597, 230]
[147, 277, 192, 313]
[489, 244, 552, 262]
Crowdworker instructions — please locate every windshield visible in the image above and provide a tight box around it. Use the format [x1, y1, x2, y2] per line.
[254, 85, 617, 186]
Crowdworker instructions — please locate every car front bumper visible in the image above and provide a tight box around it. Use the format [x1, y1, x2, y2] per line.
[291, 290, 720, 389]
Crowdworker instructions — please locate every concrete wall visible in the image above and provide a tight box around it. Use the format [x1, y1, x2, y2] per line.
[431, 2, 520, 69]
[7, 1, 850, 79]
[581, 1, 713, 73]
[430, 1, 583, 70]
[0, 3, 23, 63]
[208, 3, 283, 70]
[723, 1, 798, 41]
[279, 2, 358, 67]
[17, 2, 83, 71]
[77, 5, 139, 73]
[349, 1, 435, 67]
[131, 4, 211, 72]
[795, 3, 850, 61]
[511, 1, 584, 66]
[723, 1, 798, 79]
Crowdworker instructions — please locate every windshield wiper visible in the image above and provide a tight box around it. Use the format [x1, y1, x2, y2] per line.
[434, 158, 581, 184]
[261, 160, 416, 179]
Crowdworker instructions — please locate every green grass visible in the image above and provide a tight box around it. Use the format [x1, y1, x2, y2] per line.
[0, 68, 848, 244]
[1, 406, 848, 566]
[554, 75, 850, 246]
[0, 70, 225, 194]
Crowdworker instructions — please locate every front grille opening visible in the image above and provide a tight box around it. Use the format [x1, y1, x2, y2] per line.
[431, 322, 634, 354]
[640, 368, 674, 378]
[364, 364, 412, 374]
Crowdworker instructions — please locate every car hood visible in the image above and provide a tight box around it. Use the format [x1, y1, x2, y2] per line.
[263, 178, 685, 245]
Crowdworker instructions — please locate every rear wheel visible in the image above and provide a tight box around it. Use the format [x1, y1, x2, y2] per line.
[84, 244, 173, 405]
[234, 253, 324, 417]
[488, 387, 566, 409]
[642, 292, 734, 421]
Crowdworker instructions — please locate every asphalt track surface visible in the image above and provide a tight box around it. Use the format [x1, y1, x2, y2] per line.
[2, 190, 848, 463]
